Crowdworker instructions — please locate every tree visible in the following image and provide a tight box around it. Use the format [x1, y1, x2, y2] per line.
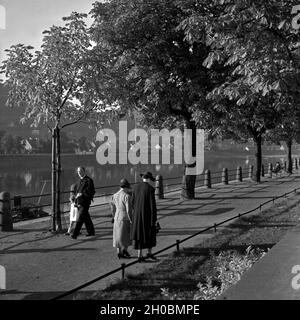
[178, 0, 300, 182]
[1, 133, 14, 154]
[78, 136, 90, 153]
[0, 130, 6, 153]
[1, 12, 114, 232]
[266, 96, 300, 173]
[60, 131, 77, 153]
[90, 0, 229, 198]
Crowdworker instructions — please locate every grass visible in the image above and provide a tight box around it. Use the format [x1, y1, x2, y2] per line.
[74, 193, 300, 300]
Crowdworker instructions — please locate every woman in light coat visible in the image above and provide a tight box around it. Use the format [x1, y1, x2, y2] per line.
[110, 178, 132, 259]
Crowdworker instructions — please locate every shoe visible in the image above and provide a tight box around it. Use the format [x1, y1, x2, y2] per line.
[146, 253, 157, 261]
[85, 233, 95, 237]
[65, 232, 70, 236]
[122, 250, 131, 258]
[138, 256, 145, 263]
[71, 235, 77, 240]
[118, 253, 125, 259]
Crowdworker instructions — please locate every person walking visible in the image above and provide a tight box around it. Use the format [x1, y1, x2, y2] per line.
[71, 166, 95, 239]
[131, 171, 157, 261]
[110, 178, 132, 259]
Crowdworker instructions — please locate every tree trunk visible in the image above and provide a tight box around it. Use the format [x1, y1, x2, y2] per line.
[55, 126, 62, 232]
[286, 138, 293, 173]
[51, 128, 57, 232]
[254, 134, 262, 183]
[181, 120, 197, 199]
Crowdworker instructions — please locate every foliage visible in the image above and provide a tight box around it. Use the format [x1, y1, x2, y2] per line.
[1, 12, 115, 131]
[89, 0, 228, 130]
[0, 132, 25, 154]
[161, 246, 266, 300]
[175, 0, 300, 181]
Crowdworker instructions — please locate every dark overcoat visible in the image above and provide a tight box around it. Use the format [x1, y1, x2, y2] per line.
[131, 181, 157, 249]
[75, 175, 95, 207]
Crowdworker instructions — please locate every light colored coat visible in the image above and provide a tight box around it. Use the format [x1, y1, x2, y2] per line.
[110, 189, 132, 248]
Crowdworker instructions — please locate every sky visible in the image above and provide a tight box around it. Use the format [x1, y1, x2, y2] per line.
[0, 0, 98, 67]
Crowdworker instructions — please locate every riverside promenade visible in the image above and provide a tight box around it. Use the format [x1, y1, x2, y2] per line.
[1, 172, 300, 300]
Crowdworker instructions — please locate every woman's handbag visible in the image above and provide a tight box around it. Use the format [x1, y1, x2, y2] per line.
[70, 203, 79, 222]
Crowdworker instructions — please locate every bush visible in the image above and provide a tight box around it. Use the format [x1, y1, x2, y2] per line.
[161, 246, 267, 300]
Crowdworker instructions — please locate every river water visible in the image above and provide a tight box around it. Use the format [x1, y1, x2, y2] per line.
[0, 150, 288, 206]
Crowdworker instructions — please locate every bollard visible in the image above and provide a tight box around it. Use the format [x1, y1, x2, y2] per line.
[204, 170, 211, 188]
[0, 192, 13, 232]
[155, 175, 164, 200]
[236, 166, 242, 182]
[222, 168, 228, 185]
[268, 163, 273, 178]
[284, 161, 287, 172]
[261, 164, 264, 177]
[248, 165, 254, 180]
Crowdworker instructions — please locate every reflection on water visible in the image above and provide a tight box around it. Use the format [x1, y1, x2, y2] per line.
[0, 153, 287, 199]
[23, 172, 32, 186]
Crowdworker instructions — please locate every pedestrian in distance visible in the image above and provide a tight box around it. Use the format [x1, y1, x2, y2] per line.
[272, 161, 282, 175]
[110, 178, 133, 259]
[131, 171, 158, 262]
[71, 166, 96, 239]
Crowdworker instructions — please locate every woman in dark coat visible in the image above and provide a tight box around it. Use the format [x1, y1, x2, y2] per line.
[131, 171, 157, 261]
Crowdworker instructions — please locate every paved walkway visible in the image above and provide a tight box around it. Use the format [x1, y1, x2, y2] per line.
[1, 173, 300, 300]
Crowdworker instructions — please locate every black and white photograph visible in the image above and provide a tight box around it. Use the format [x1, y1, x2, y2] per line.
[1, 0, 300, 313]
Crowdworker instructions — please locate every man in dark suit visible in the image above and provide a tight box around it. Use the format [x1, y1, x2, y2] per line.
[71, 167, 95, 239]
[131, 171, 157, 261]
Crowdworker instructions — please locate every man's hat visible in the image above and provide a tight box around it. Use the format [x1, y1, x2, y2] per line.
[120, 178, 130, 188]
[140, 171, 155, 181]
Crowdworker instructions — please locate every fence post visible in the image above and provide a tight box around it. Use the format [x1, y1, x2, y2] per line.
[0, 191, 13, 232]
[236, 166, 242, 182]
[261, 164, 264, 177]
[248, 165, 254, 180]
[222, 168, 228, 185]
[268, 163, 273, 178]
[204, 170, 211, 188]
[155, 175, 164, 200]
[121, 263, 126, 280]
[176, 240, 180, 252]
